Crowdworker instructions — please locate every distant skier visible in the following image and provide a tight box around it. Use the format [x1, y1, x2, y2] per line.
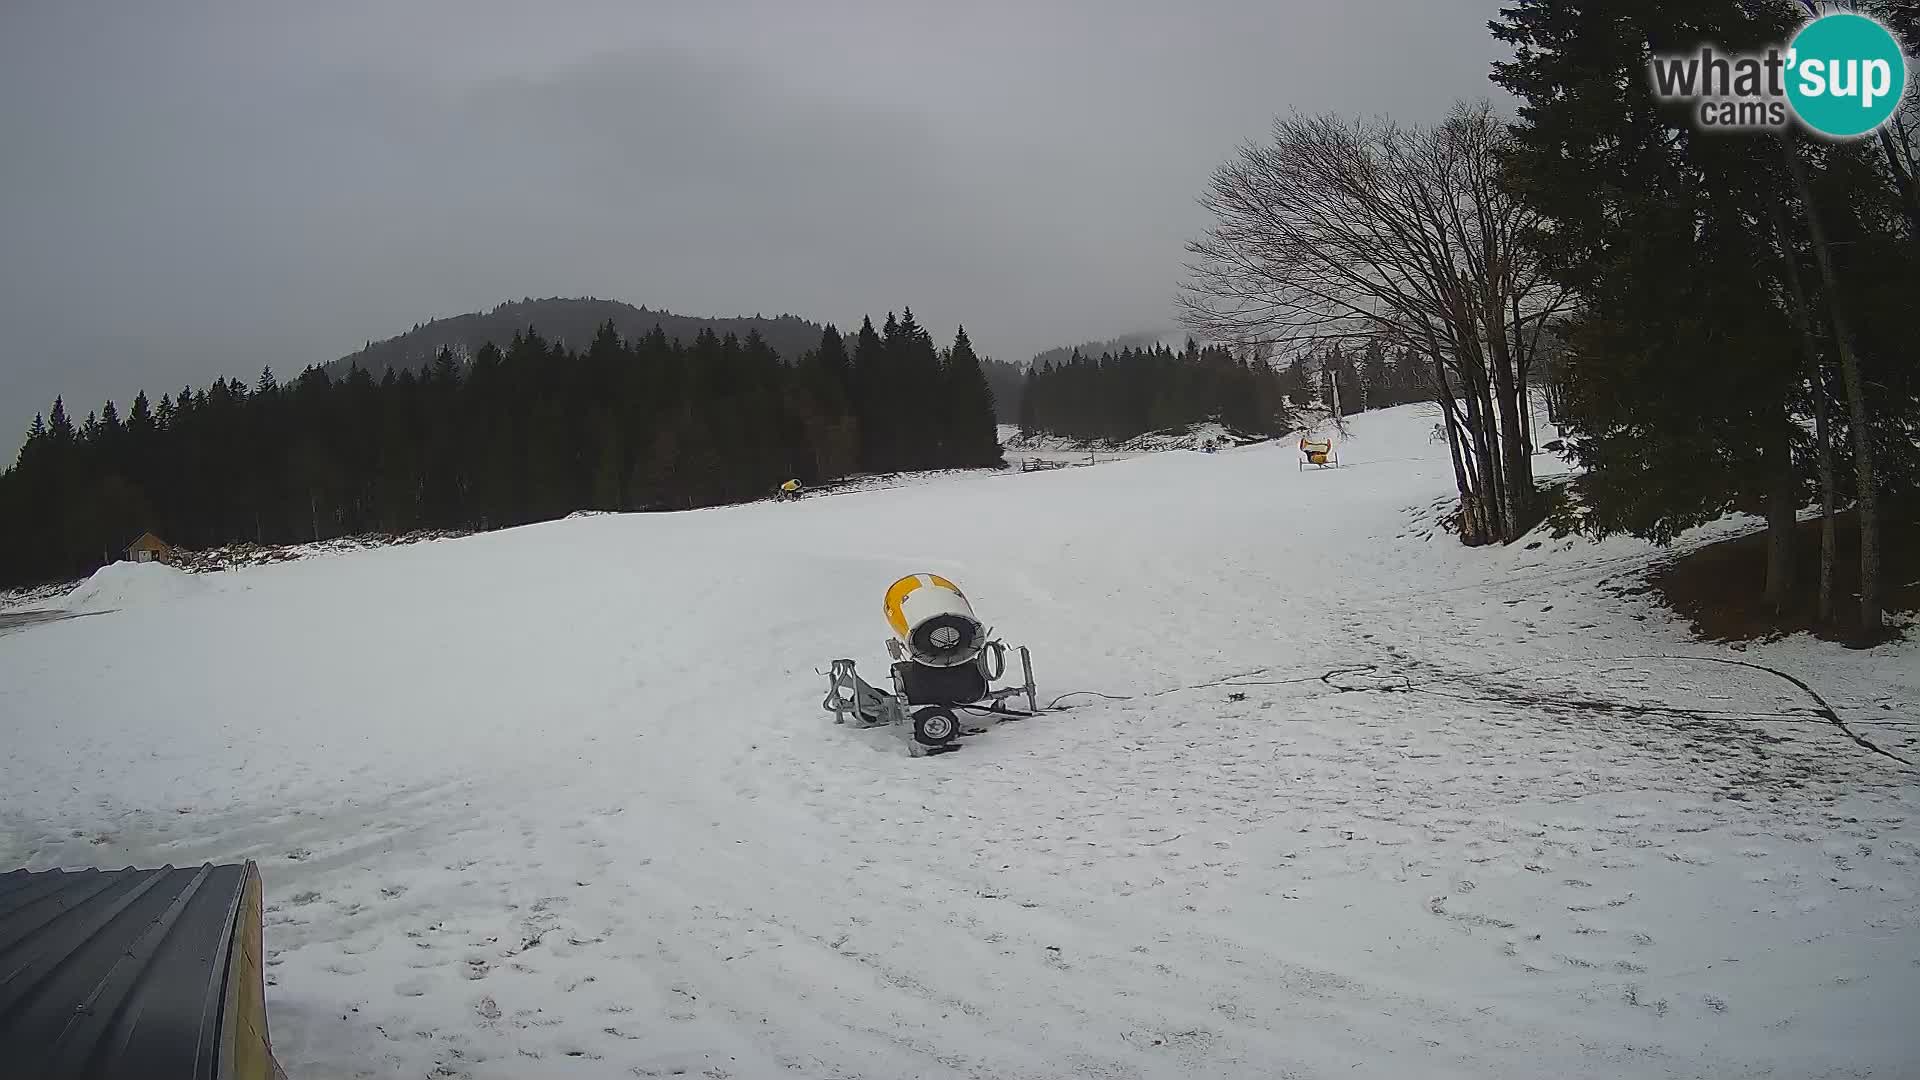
[778, 478, 803, 501]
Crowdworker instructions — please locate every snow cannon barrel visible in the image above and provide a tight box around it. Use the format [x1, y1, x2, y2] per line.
[884, 574, 987, 668]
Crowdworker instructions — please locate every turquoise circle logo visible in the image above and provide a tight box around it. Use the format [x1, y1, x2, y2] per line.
[1786, 13, 1908, 138]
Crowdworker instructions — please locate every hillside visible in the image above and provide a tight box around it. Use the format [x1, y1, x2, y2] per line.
[5, 403, 1914, 1078]
[327, 297, 829, 379]
[329, 297, 1032, 421]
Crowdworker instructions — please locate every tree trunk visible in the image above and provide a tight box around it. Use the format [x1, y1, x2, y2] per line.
[1784, 139, 1881, 637]
[1449, 411, 1491, 545]
[1768, 191, 1836, 623]
[1429, 343, 1488, 545]
[1463, 369, 1506, 540]
[1815, 384, 1836, 624]
[1512, 293, 1544, 457]
[1518, 372, 1533, 455]
[1443, 411, 1472, 513]
[1486, 328, 1534, 539]
[1456, 393, 1494, 541]
[1515, 332, 1535, 457]
[1762, 407, 1796, 614]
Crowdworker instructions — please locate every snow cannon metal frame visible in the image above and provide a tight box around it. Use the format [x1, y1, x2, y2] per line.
[822, 574, 1038, 756]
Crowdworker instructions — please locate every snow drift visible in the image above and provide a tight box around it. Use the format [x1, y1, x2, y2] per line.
[58, 560, 205, 613]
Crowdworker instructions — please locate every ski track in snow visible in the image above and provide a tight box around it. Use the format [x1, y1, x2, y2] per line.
[3, 404, 1916, 1079]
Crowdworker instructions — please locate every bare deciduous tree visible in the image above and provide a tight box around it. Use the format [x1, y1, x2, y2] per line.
[1181, 101, 1569, 544]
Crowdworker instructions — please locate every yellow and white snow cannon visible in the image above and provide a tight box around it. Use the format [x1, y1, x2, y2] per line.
[1299, 435, 1339, 470]
[823, 574, 1038, 755]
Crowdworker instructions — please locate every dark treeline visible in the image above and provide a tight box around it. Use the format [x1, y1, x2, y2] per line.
[1018, 337, 1431, 443]
[0, 309, 1002, 587]
[1289, 339, 1436, 417]
[1017, 341, 1292, 442]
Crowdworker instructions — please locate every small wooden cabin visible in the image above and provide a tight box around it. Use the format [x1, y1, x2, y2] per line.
[126, 532, 174, 564]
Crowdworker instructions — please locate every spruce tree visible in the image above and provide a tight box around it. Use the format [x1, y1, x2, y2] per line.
[799, 325, 858, 479]
[1283, 358, 1313, 409]
[821, 326, 856, 409]
[1493, 0, 1811, 604]
[891, 309, 945, 468]
[943, 327, 1003, 466]
[852, 316, 888, 470]
[1360, 339, 1391, 409]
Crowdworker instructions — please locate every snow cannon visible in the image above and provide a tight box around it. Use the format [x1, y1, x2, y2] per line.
[883, 573, 986, 667]
[823, 574, 1040, 755]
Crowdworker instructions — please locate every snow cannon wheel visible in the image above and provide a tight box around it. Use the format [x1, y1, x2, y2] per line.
[911, 706, 961, 747]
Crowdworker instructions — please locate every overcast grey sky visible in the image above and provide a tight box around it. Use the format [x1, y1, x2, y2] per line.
[0, 0, 1509, 440]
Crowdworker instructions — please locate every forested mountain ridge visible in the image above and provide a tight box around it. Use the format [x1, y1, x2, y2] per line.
[1, 311, 1003, 588]
[329, 297, 827, 381]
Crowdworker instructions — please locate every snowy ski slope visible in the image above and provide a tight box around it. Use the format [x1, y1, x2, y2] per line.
[2, 404, 1915, 1079]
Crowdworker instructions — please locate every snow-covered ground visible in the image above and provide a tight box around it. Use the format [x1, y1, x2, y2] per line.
[0, 577, 80, 611]
[168, 531, 475, 572]
[1, 533, 478, 611]
[1000, 421, 1269, 472]
[2, 403, 1915, 1079]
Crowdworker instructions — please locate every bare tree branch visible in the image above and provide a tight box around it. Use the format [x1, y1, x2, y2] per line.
[1180, 101, 1571, 543]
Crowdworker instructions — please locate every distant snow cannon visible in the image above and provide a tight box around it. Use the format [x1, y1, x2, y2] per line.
[824, 574, 1039, 755]
[1299, 435, 1340, 470]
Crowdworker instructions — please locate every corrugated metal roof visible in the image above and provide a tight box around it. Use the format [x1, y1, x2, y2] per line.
[0, 864, 251, 1080]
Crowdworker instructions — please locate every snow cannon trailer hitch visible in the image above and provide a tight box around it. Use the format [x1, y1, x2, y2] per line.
[822, 574, 1038, 756]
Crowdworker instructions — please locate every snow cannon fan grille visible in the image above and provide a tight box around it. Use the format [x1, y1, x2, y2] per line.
[908, 613, 983, 668]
